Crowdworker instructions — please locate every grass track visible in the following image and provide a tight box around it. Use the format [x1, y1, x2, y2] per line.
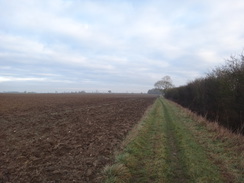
[103, 97, 244, 183]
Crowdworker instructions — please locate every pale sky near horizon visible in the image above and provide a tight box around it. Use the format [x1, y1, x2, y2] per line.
[0, 0, 244, 93]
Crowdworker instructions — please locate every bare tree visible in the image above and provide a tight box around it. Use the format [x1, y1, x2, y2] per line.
[154, 76, 174, 94]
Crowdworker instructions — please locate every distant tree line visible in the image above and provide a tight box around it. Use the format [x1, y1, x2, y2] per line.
[147, 88, 162, 95]
[165, 53, 244, 134]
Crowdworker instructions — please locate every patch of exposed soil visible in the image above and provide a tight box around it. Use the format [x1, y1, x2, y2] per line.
[0, 94, 156, 182]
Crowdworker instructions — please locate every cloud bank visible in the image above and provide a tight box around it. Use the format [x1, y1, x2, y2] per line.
[0, 0, 244, 92]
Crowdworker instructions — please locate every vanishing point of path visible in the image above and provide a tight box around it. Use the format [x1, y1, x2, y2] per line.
[104, 98, 244, 183]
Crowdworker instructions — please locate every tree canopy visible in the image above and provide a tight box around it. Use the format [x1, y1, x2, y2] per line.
[154, 76, 174, 94]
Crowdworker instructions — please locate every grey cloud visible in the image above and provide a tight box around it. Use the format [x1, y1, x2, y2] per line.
[1, 0, 244, 92]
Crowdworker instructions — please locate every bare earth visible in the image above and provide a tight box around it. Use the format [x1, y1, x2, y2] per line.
[0, 93, 156, 183]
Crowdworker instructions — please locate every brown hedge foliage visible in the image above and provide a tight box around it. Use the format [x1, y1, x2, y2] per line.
[165, 54, 244, 134]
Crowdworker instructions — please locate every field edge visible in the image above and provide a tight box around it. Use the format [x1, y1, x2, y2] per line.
[102, 97, 244, 183]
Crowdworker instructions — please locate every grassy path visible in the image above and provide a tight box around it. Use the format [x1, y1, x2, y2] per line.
[103, 98, 244, 183]
[161, 100, 189, 182]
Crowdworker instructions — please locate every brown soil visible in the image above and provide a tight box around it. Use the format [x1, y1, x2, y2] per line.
[0, 93, 156, 183]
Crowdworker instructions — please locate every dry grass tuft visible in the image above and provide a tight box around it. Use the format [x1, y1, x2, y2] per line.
[103, 163, 131, 183]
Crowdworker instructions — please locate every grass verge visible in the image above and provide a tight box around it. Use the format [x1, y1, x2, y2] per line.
[102, 98, 244, 183]
[103, 99, 167, 183]
[169, 100, 244, 183]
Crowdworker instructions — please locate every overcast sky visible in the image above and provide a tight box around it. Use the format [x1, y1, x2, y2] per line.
[0, 0, 244, 93]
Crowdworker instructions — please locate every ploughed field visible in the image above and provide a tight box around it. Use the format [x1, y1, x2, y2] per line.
[0, 93, 156, 182]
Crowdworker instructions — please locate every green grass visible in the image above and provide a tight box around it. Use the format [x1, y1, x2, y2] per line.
[161, 99, 223, 183]
[103, 99, 167, 183]
[171, 100, 244, 182]
[103, 98, 244, 183]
